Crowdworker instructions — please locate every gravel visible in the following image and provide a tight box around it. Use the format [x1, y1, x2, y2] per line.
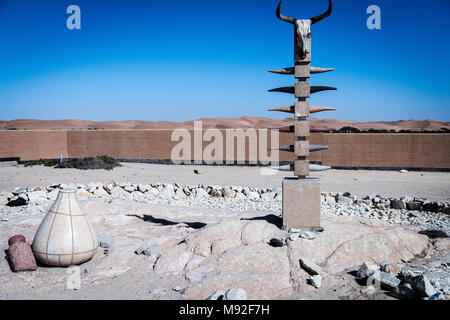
[1, 181, 449, 235]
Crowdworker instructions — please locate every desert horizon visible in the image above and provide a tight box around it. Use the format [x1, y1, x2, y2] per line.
[1, 117, 449, 131]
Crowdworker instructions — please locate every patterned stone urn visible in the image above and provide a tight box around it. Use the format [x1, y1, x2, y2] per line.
[32, 189, 98, 266]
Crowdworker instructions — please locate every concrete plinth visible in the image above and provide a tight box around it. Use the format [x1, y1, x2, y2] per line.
[282, 177, 321, 228]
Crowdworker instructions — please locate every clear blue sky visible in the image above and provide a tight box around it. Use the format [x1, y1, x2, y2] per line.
[0, 0, 449, 122]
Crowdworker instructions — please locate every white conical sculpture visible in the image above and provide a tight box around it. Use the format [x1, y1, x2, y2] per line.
[32, 189, 98, 266]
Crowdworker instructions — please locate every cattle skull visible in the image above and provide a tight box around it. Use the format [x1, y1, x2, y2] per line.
[276, 0, 333, 62]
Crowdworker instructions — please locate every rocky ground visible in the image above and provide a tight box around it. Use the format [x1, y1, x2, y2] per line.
[0, 181, 449, 300]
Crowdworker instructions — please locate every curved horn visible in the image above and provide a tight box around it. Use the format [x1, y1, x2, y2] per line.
[276, 1, 295, 24]
[310, 0, 333, 24]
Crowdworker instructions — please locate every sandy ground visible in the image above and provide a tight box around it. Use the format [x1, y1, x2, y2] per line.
[0, 163, 449, 201]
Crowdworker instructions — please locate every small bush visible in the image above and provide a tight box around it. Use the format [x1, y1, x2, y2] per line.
[24, 158, 59, 167]
[56, 155, 121, 170]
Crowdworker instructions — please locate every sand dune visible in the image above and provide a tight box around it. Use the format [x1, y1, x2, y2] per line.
[0, 117, 448, 131]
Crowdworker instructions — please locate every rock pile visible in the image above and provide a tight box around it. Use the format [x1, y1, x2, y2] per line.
[354, 261, 447, 300]
[1, 182, 449, 233]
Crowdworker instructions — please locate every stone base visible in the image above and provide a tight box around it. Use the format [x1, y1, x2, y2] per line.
[282, 177, 321, 228]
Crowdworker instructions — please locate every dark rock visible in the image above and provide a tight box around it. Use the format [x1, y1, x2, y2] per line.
[424, 293, 447, 300]
[392, 283, 417, 300]
[367, 271, 400, 290]
[6, 241, 37, 272]
[391, 198, 406, 210]
[423, 202, 439, 212]
[6, 196, 27, 207]
[406, 201, 423, 211]
[356, 263, 378, 279]
[410, 275, 437, 298]
[397, 270, 416, 283]
[8, 235, 26, 246]
[269, 238, 284, 247]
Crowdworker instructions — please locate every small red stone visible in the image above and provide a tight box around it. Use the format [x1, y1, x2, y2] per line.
[8, 235, 26, 246]
[7, 241, 37, 272]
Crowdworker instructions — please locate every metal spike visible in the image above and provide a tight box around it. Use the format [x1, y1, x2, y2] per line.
[268, 66, 334, 75]
[268, 87, 295, 94]
[274, 125, 334, 133]
[268, 86, 337, 94]
[311, 86, 337, 93]
[310, 164, 332, 171]
[310, 106, 336, 113]
[310, 67, 335, 74]
[268, 106, 336, 114]
[310, 144, 329, 152]
[268, 106, 294, 113]
[269, 144, 328, 152]
[270, 163, 331, 171]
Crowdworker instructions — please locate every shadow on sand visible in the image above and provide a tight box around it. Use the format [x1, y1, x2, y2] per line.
[240, 214, 282, 229]
[126, 214, 207, 229]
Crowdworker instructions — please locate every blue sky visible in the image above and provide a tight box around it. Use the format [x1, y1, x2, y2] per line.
[0, 0, 449, 122]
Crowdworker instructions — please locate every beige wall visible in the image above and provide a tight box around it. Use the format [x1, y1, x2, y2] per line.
[0, 130, 449, 169]
[0, 131, 68, 161]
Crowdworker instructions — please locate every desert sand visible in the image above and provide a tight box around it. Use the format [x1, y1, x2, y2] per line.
[1, 117, 449, 131]
[1, 163, 449, 202]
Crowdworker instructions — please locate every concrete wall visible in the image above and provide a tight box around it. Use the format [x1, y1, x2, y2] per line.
[0, 130, 68, 161]
[0, 130, 449, 169]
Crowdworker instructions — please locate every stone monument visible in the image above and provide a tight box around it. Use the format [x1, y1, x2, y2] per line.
[268, 0, 337, 229]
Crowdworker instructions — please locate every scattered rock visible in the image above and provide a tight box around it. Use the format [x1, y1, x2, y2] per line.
[153, 244, 192, 275]
[246, 191, 260, 201]
[269, 238, 285, 247]
[8, 234, 26, 246]
[391, 198, 406, 210]
[135, 242, 149, 255]
[356, 262, 379, 279]
[410, 275, 437, 298]
[143, 246, 162, 256]
[27, 190, 47, 202]
[361, 285, 376, 295]
[6, 241, 37, 272]
[196, 188, 208, 198]
[309, 275, 322, 288]
[424, 293, 447, 300]
[392, 283, 416, 300]
[300, 258, 322, 275]
[93, 188, 108, 197]
[224, 288, 247, 300]
[300, 231, 316, 240]
[367, 271, 400, 290]
[206, 290, 225, 300]
[98, 235, 112, 248]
